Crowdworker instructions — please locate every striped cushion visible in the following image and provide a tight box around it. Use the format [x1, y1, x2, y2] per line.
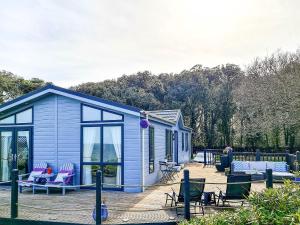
[249, 161, 267, 171]
[232, 161, 250, 172]
[60, 163, 74, 172]
[266, 162, 275, 170]
[33, 162, 47, 171]
[274, 162, 287, 172]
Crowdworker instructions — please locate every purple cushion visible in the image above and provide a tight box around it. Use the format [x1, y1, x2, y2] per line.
[47, 180, 63, 185]
[57, 169, 73, 184]
[60, 169, 73, 175]
[33, 168, 46, 172]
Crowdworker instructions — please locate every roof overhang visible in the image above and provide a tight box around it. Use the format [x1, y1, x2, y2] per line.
[0, 84, 141, 117]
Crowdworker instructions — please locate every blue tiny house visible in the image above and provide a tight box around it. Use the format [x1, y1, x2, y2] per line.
[0, 85, 192, 192]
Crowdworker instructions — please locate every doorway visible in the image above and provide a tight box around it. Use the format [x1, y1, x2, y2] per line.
[0, 127, 32, 182]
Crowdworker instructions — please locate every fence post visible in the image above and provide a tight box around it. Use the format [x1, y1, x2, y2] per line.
[256, 149, 260, 161]
[11, 169, 18, 219]
[266, 169, 273, 189]
[285, 150, 289, 163]
[296, 151, 300, 171]
[228, 150, 233, 165]
[96, 170, 102, 225]
[184, 169, 190, 220]
[203, 149, 207, 166]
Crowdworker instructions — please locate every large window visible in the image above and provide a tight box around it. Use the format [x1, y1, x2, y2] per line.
[82, 105, 101, 122]
[81, 125, 123, 190]
[185, 133, 189, 152]
[103, 111, 123, 121]
[182, 132, 185, 151]
[81, 104, 123, 122]
[103, 126, 122, 163]
[0, 115, 15, 124]
[83, 127, 101, 162]
[0, 108, 32, 125]
[165, 129, 173, 161]
[149, 126, 155, 174]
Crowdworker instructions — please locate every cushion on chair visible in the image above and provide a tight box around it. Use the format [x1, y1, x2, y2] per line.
[272, 172, 294, 177]
[54, 173, 69, 183]
[274, 162, 287, 172]
[232, 161, 250, 172]
[266, 162, 276, 170]
[28, 171, 43, 182]
[249, 161, 267, 171]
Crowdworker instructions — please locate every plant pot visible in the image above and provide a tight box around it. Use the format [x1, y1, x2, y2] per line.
[93, 203, 108, 221]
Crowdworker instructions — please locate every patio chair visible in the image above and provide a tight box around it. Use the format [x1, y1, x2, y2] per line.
[217, 174, 251, 206]
[159, 161, 173, 183]
[165, 178, 206, 215]
[18, 162, 48, 193]
[45, 163, 76, 195]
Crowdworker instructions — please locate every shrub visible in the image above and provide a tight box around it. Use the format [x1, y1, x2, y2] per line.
[180, 181, 300, 225]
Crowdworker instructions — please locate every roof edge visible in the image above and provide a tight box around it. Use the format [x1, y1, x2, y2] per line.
[0, 84, 141, 114]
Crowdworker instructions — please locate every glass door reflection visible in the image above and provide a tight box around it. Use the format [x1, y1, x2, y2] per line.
[0, 131, 13, 182]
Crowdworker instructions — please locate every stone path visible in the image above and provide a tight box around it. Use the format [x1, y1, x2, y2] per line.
[0, 163, 281, 224]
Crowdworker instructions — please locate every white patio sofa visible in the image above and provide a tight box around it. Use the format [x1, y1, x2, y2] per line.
[231, 161, 295, 181]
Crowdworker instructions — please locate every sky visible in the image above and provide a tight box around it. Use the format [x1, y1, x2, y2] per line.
[0, 0, 300, 87]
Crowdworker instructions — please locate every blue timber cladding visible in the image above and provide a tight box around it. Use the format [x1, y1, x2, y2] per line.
[57, 95, 81, 184]
[33, 94, 142, 190]
[144, 121, 167, 186]
[123, 114, 142, 192]
[33, 95, 81, 184]
[33, 95, 58, 171]
[143, 120, 191, 186]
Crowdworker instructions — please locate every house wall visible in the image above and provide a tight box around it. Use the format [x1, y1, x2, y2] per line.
[34, 95, 81, 184]
[3, 93, 143, 191]
[178, 130, 192, 163]
[143, 121, 171, 186]
[123, 113, 142, 192]
[1, 91, 191, 192]
[143, 121, 191, 186]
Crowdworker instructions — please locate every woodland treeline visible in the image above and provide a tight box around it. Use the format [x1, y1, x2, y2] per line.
[1, 50, 300, 150]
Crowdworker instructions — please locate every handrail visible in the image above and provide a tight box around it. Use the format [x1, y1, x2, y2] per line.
[15, 179, 268, 189]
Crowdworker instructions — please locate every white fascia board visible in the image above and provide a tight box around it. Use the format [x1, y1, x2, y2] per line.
[0, 89, 141, 117]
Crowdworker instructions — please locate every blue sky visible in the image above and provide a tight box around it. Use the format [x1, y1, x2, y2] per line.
[0, 0, 300, 87]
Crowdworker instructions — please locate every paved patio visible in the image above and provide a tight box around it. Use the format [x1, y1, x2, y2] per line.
[0, 163, 281, 224]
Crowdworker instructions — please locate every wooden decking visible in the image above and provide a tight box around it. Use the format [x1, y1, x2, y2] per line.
[0, 163, 281, 224]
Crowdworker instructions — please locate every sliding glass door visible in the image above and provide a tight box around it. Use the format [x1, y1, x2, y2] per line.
[81, 125, 123, 190]
[0, 131, 13, 181]
[0, 128, 32, 182]
[16, 130, 31, 175]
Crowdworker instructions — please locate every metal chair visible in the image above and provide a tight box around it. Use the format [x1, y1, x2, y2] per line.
[217, 174, 251, 206]
[165, 178, 206, 215]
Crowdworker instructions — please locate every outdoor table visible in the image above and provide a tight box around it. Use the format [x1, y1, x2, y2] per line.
[32, 173, 55, 194]
[166, 161, 177, 166]
[33, 173, 55, 182]
[203, 191, 216, 206]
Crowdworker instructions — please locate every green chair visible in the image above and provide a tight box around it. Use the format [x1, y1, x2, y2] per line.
[165, 178, 206, 215]
[217, 174, 251, 206]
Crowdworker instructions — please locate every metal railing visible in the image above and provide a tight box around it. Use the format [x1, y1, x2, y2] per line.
[201, 148, 300, 170]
